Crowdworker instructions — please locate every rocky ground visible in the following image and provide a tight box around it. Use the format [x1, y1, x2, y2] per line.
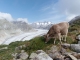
[10, 34, 80, 60]
[11, 45, 80, 60]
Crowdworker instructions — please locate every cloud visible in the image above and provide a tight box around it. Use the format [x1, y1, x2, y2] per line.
[17, 18, 28, 23]
[55, 0, 80, 15]
[0, 12, 13, 21]
[0, 12, 28, 23]
[54, 0, 80, 21]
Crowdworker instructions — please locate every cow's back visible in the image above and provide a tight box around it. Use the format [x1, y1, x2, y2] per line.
[52, 22, 69, 35]
[58, 22, 69, 35]
[47, 22, 69, 36]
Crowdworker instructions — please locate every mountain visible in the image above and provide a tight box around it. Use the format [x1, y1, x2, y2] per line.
[12, 21, 33, 32]
[0, 19, 34, 44]
[31, 21, 53, 29]
[69, 16, 80, 25]
[69, 16, 80, 32]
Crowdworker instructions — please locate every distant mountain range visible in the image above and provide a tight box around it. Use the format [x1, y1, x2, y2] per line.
[0, 19, 33, 43]
[30, 21, 53, 29]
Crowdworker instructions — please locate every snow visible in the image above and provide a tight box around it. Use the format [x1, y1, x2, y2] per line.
[2, 29, 48, 45]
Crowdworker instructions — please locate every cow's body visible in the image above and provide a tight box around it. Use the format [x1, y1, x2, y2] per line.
[45, 22, 69, 44]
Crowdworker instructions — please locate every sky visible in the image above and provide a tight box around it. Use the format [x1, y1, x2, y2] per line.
[0, 0, 80, 23]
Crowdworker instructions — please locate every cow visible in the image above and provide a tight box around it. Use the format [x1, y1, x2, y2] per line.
[44, 22, 69, 44]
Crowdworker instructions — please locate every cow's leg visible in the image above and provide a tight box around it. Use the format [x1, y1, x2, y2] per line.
[64, 34, 67, 42]
[58, 33, 62, 44]
[64, 30, 68, 42]
[53, 38, 56, 44]
[61, 35, 63, 40]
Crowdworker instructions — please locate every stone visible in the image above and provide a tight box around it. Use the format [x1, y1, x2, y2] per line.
[20, 50, 28, 60]
[12, 50, 28, 60]
[71, 44, 80, 53]
[15, 47, 21, 53]
[76, 35, 80, 41]
[61, 43, 70, 49]
[31, 50, 53, 60]
[29, 53, 38, 59]
[59, 47, 67, 55]
[72, 53, 80, 59]
[50, 46, 58, 52]
[48, 51, 61, 59]
[67, 54, 77, 60]
[78, 41, 80, 44]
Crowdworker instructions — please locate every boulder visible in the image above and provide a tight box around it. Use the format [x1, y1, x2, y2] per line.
[67, 54, 77, 60]
[59, 47, 67, 55]
[48, 46, 64, 59]
[19, 50, 28, 60]
[78, 41, 80, 44]
[61, 43, 70, 49]
[76, 35, 80, 41]
[30, 50, 53, 60]
[50, 46, 58, 52]
[72, 52, 80, 59]
[71, 44, 80, 53]
[29, 53, 38, 59]
[12, 50, 28, 60]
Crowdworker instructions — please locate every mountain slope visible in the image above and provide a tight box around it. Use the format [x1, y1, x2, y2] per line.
[69, 16, 80, 33]
[12, 21, 33, 32]
[0, 19, 33, 44]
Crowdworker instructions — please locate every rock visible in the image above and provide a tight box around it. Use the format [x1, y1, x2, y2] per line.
[49, 52, 64, 60]
[30, 50, 53, 60]
[50, 46, 58, 52]
[53, 58, 63, 60]
[72, 53, 80, 59]
[48, 51, 61, 59]
[71, 44, 80, 53]
[59, 47, 67, 55]
[48, 46, 64, 59]
[61, 43, 70, 49]
[15, 47, 21, 53]
[78, 41, 80, 44]
[64, 56, 72, 60]
[12, 50, 28, 60]
[29, 53, 38, 59]
[76, 35, 80, 41]
[22, 44, 26, 48]
[67, 54, 77, 60]
[19, 50, 28, 60]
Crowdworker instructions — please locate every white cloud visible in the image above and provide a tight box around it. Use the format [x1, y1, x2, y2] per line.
[55, 0, 80, 14]
[0, 12, 28, 23]
[0, 12, 13, 21]
[54, 0, 80, 21]
[17, 18, 28, 23]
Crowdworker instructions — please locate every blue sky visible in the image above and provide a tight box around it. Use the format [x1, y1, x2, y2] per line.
[0, 0, 80, 23]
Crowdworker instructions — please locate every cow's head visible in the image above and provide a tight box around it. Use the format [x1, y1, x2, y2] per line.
[44, 33, 56, 43]
[44, 34, 50, 43]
